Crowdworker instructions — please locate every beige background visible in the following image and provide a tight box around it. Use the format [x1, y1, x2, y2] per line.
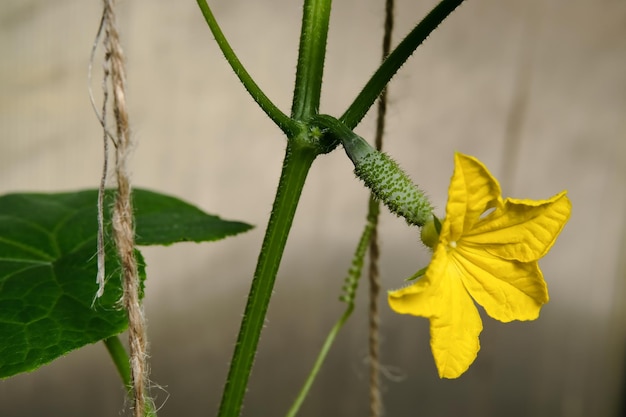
[1, 0, 625, 416]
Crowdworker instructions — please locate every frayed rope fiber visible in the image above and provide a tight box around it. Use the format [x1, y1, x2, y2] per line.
[96, 0, 149, 415]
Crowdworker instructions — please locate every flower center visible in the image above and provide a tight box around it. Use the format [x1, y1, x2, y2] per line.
[448, 241, 457, 249]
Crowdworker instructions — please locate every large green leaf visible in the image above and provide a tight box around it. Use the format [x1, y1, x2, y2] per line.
[0, 188, 253, 378]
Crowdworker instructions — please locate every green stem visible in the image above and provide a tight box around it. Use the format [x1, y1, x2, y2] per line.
[286, 214, 375, 417]
[312, 113, 360, 142]
[340, 0, 466, 129]
[285, 306, 353, 417]
[196, 0, 297, 135]
[104, 336, 132, 387]
[291, 0, 333, 120]
[218, 138, 319, 417]
[103, 336, 157, 417]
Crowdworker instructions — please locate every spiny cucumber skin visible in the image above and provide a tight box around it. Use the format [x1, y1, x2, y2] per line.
[354, 151, 433, 227]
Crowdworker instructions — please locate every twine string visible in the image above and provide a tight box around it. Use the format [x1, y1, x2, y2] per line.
[369, 1, 395, 416]
[96, 31, 109, 301]
[89, 11, 115, 302]
[92, 1, 148, 415]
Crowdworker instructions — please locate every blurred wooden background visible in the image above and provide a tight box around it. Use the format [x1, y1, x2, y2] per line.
[1, 0, 625, 416]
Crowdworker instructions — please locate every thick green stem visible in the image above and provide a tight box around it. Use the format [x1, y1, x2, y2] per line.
[291, 0, 333, 120]
[218, 139, 319, 417]
[341, 0, 466, 129]
[196, 0, 297, 135]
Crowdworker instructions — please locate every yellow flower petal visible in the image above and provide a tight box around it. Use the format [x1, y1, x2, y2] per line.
[388, 246, 447, 317]
[388, 152, 570, 379]
[446, 153, 502, 240]
[465, 191, 572, 262]
[389, 245, 483, 378]
[453, 246, 548, 322]
[429, 286, 482, 379]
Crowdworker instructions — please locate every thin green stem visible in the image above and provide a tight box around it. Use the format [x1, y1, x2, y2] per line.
[291, 0, 333, 120]
[103, 336, 156, 417]
[218, 138, 319, 417]
[286, 215, 375, 417]
[196, 0, 297, 135]
[341, 0, 466, 129]
[285, 306, 353, 417]
[104, 336, 132, 387]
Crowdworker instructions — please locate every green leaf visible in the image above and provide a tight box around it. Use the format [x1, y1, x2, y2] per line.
[130, 188, 253, 245]
[0, 188, 253, 378]
[405, 265, 428, 281]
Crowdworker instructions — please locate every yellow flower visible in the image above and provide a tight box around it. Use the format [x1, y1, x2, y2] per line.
[388, 152, 571, 379]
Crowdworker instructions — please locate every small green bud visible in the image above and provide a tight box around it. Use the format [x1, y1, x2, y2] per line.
[420, 216, 440, 249]
[342, 134, 433, 226]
